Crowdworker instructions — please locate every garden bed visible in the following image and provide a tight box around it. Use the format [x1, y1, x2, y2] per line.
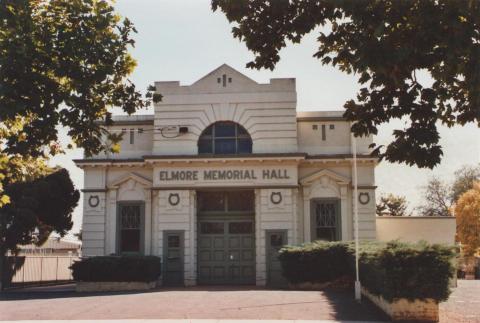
[70, 255, 161, 292]
[279, 240, 456, 322]
[76, 281, 157, 292]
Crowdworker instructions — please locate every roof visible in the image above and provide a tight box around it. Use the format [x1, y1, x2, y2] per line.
[93, 111, 347, 126]
[296, 110, 346, 121]
[20, 238, 82, 250]
[95, 114, 154, 126]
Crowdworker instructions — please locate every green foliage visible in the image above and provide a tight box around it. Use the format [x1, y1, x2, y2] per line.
[376, 194, 409, 216]
[279, 240, 456, 302]
[278, 242, 350, 284]
[212, 0, 480, 168]
[0, 0, 162, 210]
[0, 0, 160, 158]
[70, 256, 162, 282]
[356, 241, 456, 302]
[0, 168, 79, 254]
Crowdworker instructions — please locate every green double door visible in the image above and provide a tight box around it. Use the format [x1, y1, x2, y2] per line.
[197, 217, 255, 285]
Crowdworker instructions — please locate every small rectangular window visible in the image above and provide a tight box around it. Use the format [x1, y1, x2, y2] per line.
[321, 125, 326, 141]
[138, 128, 143, 134]
[330, 124, 335, 130]
[129, 129, 134, 144]
[312, 124, 318, 130]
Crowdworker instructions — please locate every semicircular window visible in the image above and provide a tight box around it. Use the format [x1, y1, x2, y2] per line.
[198, 122, 252, 154]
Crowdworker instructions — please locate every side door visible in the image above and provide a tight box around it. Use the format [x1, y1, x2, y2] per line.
[266, 230, 288, 288]
[163, 231, 184, 286]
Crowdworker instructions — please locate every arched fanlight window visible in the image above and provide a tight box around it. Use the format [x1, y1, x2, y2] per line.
[198, 122, 252, 154]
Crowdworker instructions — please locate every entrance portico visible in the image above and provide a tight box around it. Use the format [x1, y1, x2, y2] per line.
[149, 155, 302, 286]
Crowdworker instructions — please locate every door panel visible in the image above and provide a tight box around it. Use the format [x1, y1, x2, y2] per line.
[266, 230, 288, 288]
[197, 218, 255, 285]
[163, 231, 184, 286]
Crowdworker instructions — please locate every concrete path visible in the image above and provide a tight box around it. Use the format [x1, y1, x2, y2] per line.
[440, 280, 480, 323]
[0, 285, 388, 322]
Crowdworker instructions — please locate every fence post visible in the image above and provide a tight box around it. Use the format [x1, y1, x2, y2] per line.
[40, 257, 43, 282]
[56, 257, 59, 282]
[22, 257, 25, 284]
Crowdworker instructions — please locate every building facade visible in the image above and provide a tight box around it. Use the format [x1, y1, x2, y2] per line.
[75, 64, 377, 286]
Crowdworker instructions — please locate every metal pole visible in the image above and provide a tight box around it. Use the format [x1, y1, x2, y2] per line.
[352, 133, 361, 302]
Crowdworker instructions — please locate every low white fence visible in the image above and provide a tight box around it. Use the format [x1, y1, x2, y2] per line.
[7, 255, 79, 284]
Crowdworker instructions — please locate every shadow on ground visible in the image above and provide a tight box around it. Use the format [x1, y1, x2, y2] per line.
[0, 284, 390, 322]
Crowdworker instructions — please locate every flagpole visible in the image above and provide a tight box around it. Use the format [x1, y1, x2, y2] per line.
[352, 132, 361, 302]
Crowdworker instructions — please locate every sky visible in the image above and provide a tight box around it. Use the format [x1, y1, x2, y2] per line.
[52, 0, 479, 238]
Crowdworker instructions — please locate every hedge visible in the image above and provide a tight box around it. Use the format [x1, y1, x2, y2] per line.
[278, 240, 456, 302]
[70, 256, 162, 282]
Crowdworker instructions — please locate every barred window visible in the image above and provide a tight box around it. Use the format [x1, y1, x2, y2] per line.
[118, 203, 144, 254]
[312, 200, 340, 241]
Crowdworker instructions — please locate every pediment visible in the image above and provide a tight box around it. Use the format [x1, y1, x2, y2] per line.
[300, 169, 350, 186]
[190, 64, 259, 91]
[108, 172, 152, 189]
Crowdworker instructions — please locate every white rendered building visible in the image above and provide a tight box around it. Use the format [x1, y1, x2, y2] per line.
[74, 64, 377, 286]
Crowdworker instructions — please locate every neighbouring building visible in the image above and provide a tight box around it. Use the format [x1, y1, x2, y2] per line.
[74, 64, 377, 286]
[16, 238, 81, 256]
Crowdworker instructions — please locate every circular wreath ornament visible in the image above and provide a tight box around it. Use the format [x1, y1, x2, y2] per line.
[358, 192, 370, 205]
[270, 192, 282, 205]
[88, 195, 100, 208]
[168, 193, 180, 206]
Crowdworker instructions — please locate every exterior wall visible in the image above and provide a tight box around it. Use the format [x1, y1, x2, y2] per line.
[82, 167, 107, 256]
[298, 162, 376, 241]
[376, 216, 456, 245]
[255, 188, 297, 285]
[89, 115, 154, 160]
[153, 64, 298, 155]
[82, 191, 106, 256]
[156, 190, 196, 286]
[296, 111, 372, 155]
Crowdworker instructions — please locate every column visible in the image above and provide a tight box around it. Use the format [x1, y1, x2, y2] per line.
[144, 188, 152, 255]
[105, 188, 117, 255]
[340, 185, 349, 241]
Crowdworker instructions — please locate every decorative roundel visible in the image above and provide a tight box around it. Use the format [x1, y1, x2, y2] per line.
[358, 192, 370, 205]
[168, 193, 180, 206]
[270, 192, 283, 205]
[88, 195, 100, 208]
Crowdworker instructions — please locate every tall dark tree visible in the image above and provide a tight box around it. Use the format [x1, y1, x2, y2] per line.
[0, 168, 79, 255]
[212, 0, 480, 168]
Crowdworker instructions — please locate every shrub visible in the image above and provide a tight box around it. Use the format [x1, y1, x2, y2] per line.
[70, 256, 161, 282]
[279, 240, 456, 302]
[279, 241, 350, 283]
[359, 241, 457, 302]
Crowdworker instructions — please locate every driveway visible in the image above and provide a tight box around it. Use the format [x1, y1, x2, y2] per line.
[0, 284, 388, 322]
[440, 280, 480, 323]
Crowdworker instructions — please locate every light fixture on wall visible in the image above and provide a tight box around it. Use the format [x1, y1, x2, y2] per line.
[159, 126, 188, 138]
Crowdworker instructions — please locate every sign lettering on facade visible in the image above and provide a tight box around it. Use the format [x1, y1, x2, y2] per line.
[158, 169, 291, 182]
